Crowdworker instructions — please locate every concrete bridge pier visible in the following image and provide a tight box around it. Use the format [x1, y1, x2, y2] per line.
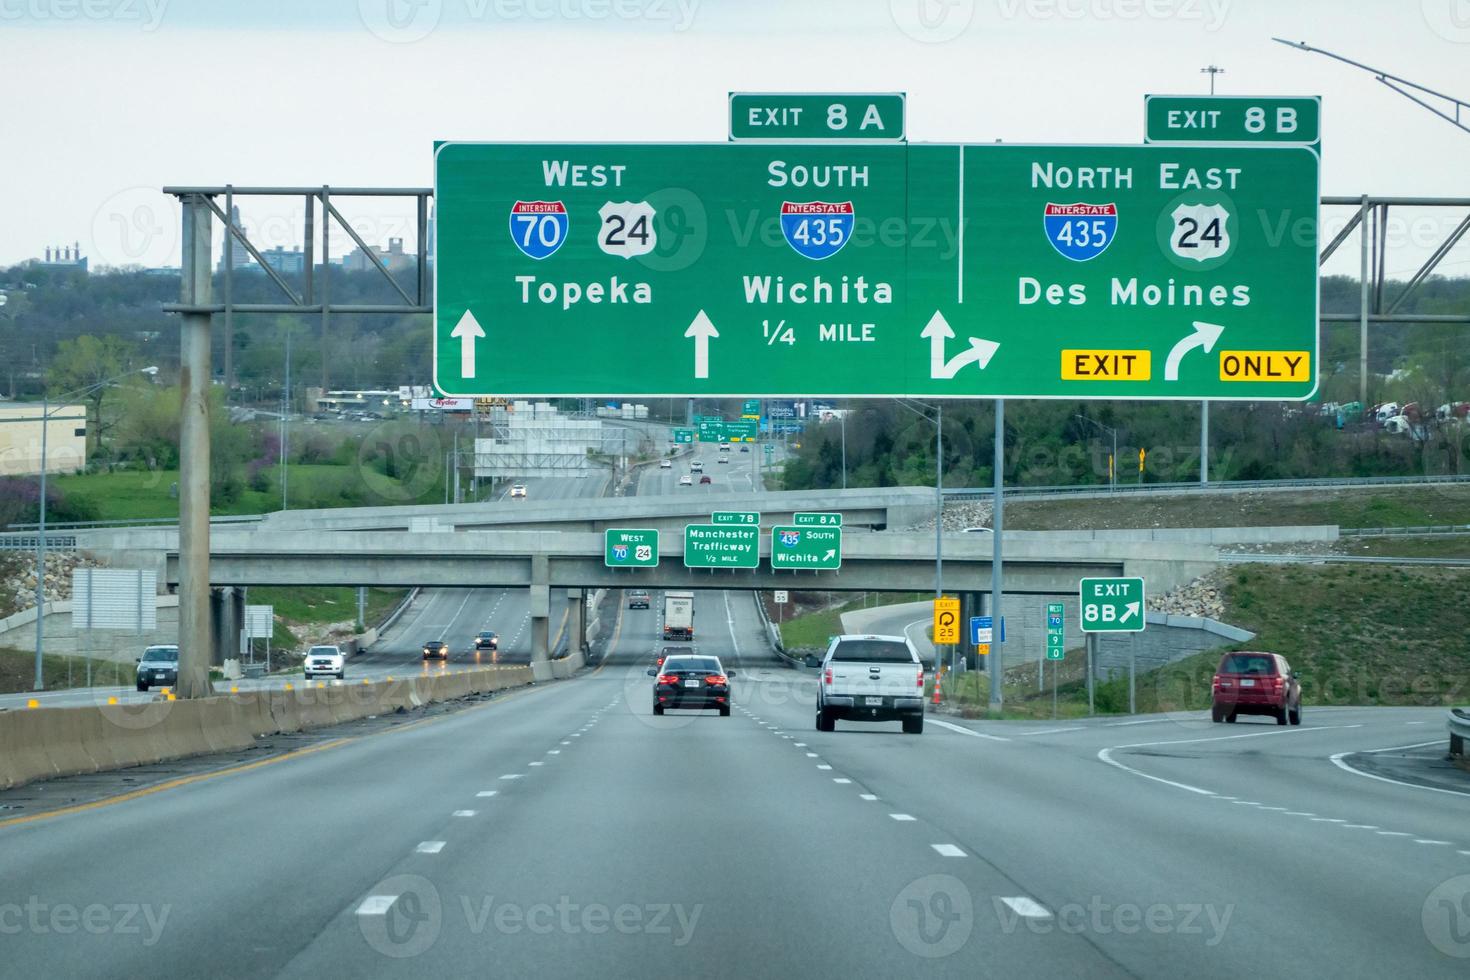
[567, 589, 584, 657]
[209, 586, 245, 668]
[530, 555, 551, 673]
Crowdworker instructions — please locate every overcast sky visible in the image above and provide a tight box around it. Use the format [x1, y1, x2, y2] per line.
[1, 0, 1467, 277]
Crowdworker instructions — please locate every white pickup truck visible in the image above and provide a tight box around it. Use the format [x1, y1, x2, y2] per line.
[810, 634, 926, 734]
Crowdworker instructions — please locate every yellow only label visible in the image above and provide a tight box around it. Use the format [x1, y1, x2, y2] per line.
[1218, 350, 1311, 382]
[1061, 350, 1152, 381]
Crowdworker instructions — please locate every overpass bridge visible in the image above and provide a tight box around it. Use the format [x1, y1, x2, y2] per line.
[75, 521, 1222, 664]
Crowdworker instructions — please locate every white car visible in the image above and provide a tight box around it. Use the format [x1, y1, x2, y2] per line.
[304, 644, 345, 680]
[509, 484, 528, 498]
[690, 460, 704, 472]
[678, 474, 693, 486]
[660, 459, 672, 468]
[717, 456, 729, 463]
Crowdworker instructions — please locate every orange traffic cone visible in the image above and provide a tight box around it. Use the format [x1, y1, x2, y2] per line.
[932, 669, 942, 705]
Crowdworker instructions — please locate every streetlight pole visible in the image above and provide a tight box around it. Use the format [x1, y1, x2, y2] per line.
[1075, 414, 1119, 494]
[33, 367, 158, 690]
[840, 412, 847, 490]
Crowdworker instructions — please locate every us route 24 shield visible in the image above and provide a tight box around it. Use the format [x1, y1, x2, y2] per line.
[508, 201, 568, 260]
[1043, 202, 1117, 261]
[780, 201, 854, 260]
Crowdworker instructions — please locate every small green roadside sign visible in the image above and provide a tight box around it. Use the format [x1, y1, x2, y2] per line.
[771, 525, 842, 570]
[673, 428, 694, 444]
[725, 420, 758, 442]
[697, 419, 726, 442]
[1079, 577, 1146, 633]
[1145, 95, 1320, 146]
[793, 512, 842, 527]
[712, 511, 759, 526]
[740, 399, 761, 418]
[729, 92, 905, 142]
[1046, 601, 1065, 660]
[684, 524, 760, 568]
[605, 528, 659, 568]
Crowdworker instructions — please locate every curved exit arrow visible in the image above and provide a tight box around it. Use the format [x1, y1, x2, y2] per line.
[1164, 320, 1225, 381]
[922, 311, 1000, 380]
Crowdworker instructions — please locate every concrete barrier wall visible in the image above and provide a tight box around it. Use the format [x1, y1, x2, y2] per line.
[0, 595, 180, 660]
[0, 665, 537, 792]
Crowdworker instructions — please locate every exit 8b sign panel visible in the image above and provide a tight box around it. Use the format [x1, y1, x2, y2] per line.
[433, 141, 1318, 401]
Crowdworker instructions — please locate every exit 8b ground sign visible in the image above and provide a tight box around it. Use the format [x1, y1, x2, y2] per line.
[1079, 577, 1146, 633]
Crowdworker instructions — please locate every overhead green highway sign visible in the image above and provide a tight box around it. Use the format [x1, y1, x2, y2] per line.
[697, 419, 726, 442]
[1145, 95, 1320, 146]
[1079, 577, 1146, 633]
[771, 525, 841, 570]
[684, 524, 759, 568]
[725, 420, 758, 442]
[434, 141, 1317, 401]
[604, 528, 659, 568]
[793, 512, 842, 527]
[673, 428, 694, 444]
[729, 93, 905, 143]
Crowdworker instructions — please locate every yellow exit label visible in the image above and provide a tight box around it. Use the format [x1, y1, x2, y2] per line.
[1219, 350, 1311, 382]
[1061, 350, 1152, 381]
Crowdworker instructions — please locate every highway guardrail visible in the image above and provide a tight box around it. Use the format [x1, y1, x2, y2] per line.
[1449, 708, 1470, 758]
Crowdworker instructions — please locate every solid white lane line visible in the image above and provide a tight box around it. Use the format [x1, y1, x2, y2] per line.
[999, 897, 1051, 919]
[1097, 748, 1215, 796]
[860, 794, 878, 801]
[415, 842, 446, 854]
[453, 810, 477, 817]
[931, 844, 966, 858]
[357, 895, 399, 915]
[476, 791, 498, 798]
[1020, 727, 1085, 735]
[1329, 747, 1470, 798]
[889, 814, 916, 821]
[928, 719, 1011, 742]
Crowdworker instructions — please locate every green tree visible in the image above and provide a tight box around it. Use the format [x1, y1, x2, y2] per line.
[46, 334, 143, 456]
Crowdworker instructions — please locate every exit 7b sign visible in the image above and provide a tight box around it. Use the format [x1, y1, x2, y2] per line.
[1079, 577, 1146, 633]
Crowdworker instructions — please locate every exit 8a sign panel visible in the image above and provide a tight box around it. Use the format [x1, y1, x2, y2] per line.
[433, 141, 1318, 400]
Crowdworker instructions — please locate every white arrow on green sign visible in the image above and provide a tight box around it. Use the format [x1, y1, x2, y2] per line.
[1079, 577, 1146, 633]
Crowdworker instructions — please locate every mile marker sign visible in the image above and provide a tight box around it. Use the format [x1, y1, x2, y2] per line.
[1079, 577, 1146, 633]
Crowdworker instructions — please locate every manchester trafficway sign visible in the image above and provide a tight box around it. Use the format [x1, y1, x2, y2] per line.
[684, 524, 759, 568]
[770, 525, 841, 570]
[434, 141, 1317, 401]
[1079, 577, 1146, 633]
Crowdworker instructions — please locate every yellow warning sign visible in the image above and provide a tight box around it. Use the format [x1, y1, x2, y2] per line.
[977, 643, 991, 657]
[1218, 350, 1311, 382]
[933, 597, 961, 645]
[1061, 350, 1152, 381]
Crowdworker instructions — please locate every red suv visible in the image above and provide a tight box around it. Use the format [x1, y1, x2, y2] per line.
[1212, 651, 1301, 725]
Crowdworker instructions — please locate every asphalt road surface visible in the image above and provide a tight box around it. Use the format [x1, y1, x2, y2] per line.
[5, 581, 1468, 977]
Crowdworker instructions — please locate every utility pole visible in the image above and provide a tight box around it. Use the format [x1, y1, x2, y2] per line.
[176, 195, 215, 698]
[1200, 63, 1225, 95]
[989, 399, 1004, 716]
[1198, 64, 1223, 485]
